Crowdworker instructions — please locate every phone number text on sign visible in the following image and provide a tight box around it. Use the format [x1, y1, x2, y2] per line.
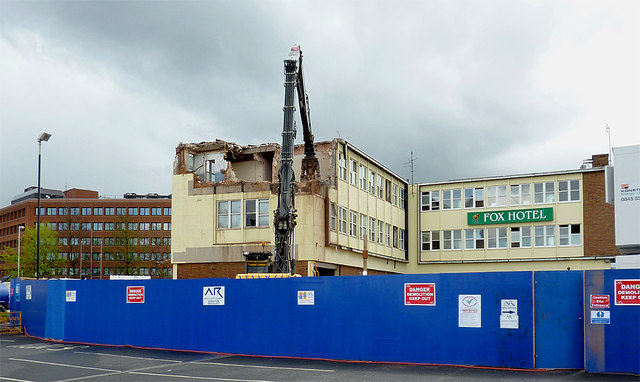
[404, 283, 436, 306]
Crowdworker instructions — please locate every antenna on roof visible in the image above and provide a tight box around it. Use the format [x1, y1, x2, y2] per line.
[404, 151, 415, 184]
[606, 124, 612, 166]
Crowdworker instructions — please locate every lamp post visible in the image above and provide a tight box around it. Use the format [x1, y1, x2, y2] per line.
[17, 225, 25, 278]
[36, 132, 52, 279]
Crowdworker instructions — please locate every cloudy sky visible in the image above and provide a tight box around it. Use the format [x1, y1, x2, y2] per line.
[0, 0, 638, 206]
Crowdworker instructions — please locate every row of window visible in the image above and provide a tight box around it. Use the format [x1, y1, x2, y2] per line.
[45, 222, 171, 231]
[50, 252, 171, 261]
[37, 207, 171, 217]
[57, 237, 171, 246]
[51, 267, 173, 277]
[329, 204, 406, 249]
[338, 152, 406, 208]
[421, 180, 580, 211]
[217, 199, 270, 229]
[421, 224, 581, 251]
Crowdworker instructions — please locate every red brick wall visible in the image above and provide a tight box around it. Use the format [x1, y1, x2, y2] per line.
[583, 170, 620, 256]
[176, 262, 246, 279]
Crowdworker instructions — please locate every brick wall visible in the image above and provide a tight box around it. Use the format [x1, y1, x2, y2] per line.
[583, 170, 620, 256]
[177, 262, 246, 279]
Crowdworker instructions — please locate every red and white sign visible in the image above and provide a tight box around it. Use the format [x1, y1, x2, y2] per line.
[404, 283, 436, 306]
[590, 294, 610, 309]
[126, 286, 145, 304]
[615, 279, 640, 305]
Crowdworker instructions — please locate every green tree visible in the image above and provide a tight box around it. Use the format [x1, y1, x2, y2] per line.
[113, 216, 142, 275]
[0, 224, 64, 278]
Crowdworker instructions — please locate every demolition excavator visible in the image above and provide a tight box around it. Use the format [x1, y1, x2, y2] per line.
[237, 45, 318, 278]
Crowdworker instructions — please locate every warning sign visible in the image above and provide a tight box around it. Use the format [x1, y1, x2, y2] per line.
[404, 283, 436, 306]
[590, 294, 610, 309]
[615, 279, 640, 305]
[126, 286, 145, 304]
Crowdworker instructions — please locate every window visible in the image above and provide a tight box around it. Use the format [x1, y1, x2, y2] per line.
[36, 207, 44, 216]
[338, 206, 348, 234]
[58, 207, 67, 215]
[163, 222, 171, 231]
[245, 199, 269, 227]
[399, 229, 405, 250]
[464, 187, 484, 208]
[128, 222, 138, 230]
[442, 230, 462, 250]
[360, 214, 367, 239]
[205, 159, 215, 182]
[350, 160, 357, 185]
[59, 237, 68, 246]
[70, 222, 80, 231]
[93, 222, 103, 231]
[369, 171, 376, 194]
[116, 222, 125, 230]
[81, 222, 91, 231]
[378, 220, 383, 244]
[510, 227, 531, 248]
[104, 238, 114, 245]
[385, 179, 392, 202]
[151, 207, 162, 216]
[217, 200, 241, 229]
[329, 203, 337, 231]
[559, 224, 581, 246]
[399, 188, 406, 209]
[151, 237, 162, 246]
[369, 218, 376, 242]
[188, 153, 195, 171]
[69, 253, 78, 260]
[510, 184, 531, 206]
[47, 207, 56, 216]
[162, 237, 171, 246]
[377, 175, 383, 198]
[115, 207, 126, 216]
[385, 223, 391, 246]
[140, 208, 149, 216]
[70, 207, 80, 216]
[349, 211, 358, 237]
[487, 185, 507, 207]
[359, 165, 367, 190]
[81, 207, 91, 216]
[140, 222, 149, 231]
[151, 222, 162, 231]
[559, 180, 580, 202]
[139, 252, 149, 260]
[442, 189, 462, 210]
[58, 222, 68, 231]
[393, 184, 398, 206]
[105, 207, 114, 216]
[421, 192, 431, 211]
[92, 238, 102, 246]
[338, 152, 347, 181]
[163, 208, 172, 216]
[421, 231, 440, 251]
[104, 222, 114, 231]
[128, 207, 138, 216]
[534, 182, 555, 204]
[534, 225, 556, 247]
[465, 229, 485, 249]
[487, 228, 508, 249]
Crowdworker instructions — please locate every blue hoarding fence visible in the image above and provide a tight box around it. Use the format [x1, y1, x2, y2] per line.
[9, 269, 639, 374]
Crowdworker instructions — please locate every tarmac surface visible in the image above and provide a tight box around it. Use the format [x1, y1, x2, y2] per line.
[0, 333, 637, 382]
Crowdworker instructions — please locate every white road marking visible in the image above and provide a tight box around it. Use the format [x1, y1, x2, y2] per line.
[73, 351, 183, 363]
[127, 371, 275, 382]
[0, 376, 35, 382]
[8, 358, 117, 372]
[195, 361, 335, 373]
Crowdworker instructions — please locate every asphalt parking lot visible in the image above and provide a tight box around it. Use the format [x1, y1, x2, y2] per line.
[0, 333, 637, 382]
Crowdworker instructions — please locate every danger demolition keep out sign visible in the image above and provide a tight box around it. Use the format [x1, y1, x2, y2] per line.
[126, 286, 145, 304]
[405, 283, 436, 306]
[615, 279, 640, 305]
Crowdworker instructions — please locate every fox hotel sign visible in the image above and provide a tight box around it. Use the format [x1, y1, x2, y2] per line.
[468, 208, 553, 225]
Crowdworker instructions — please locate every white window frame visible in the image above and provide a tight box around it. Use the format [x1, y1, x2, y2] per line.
[360, 214, 367, 239]
[392, 184, 398, 206]
[349, 210, 358, 237]
[329, 203, 337, 231]
[359, 165, 367, 190]
[464, 187, 485, 208]
[338, 206, 348, 234]
[559, 224, 581, 246]
[369, 170, 376, 194]
[534, 182, 555, 204]
[442, 229, 462, 250]
[385, 223, 391, 246]
[217, 200, 241, 229]
[487, 227, 508, 249]
[442, 189, 462, 210]
[487, 185, 507, 207]
[378, 220, 384, 244]
[399, 229, 405, 250]
[338, 152, 347, 181]
[350, 160, 358, 185]
[369, 218, 376, 242]
[377, 175, 383, 198]
[464, 229, 485, 249]
[534, 225, 556, 247]
[421, 231, 440, 251]
[245, 199, 270, 228]
[510, 226, 532, 248]
[510, 184, 531, 206]
[558, 180, 580, 202]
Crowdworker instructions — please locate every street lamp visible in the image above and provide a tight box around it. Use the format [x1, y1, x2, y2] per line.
[36, 132, 52, 279]
[17, 225, 25, 278]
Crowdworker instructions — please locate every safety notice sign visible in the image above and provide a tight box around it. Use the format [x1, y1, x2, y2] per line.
[590, 310, 611, 324]
[615, 279, 640, 305]
[126, 286, 145, 304]
[404, 283, 436, 306]
[66, 290, 76, 302]
[459, 294, 481, 328]
[590, 294, 610, 309]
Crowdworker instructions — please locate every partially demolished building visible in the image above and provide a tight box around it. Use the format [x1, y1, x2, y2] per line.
[172, 138, 409, 278]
